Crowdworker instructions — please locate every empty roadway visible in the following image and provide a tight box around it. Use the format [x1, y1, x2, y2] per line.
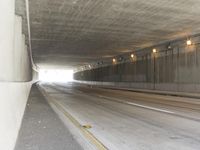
[39, 82, 200, 150]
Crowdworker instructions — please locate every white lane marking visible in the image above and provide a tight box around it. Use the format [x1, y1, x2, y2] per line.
[126, 101, 175, 114]
[97, 95, 175, 114]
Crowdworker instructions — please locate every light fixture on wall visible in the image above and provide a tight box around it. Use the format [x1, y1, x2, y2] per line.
[89, 65, 91, 68]
[186, 39, 192, 46]
[112, 58, 116, 63]
[167, 43, 172, 49]
[131, 54, 134, 58]
[152, 48, 157, 53]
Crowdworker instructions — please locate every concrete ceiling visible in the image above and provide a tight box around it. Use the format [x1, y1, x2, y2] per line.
[17, 0, 200, 69]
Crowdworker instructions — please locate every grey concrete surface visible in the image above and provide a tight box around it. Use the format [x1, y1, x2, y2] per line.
[74, 36, 200, 93]
[0, 1, 32, 150]
[14, 0, 200, 93]
[0, 1, 31, 81]
[15, 0, 200, 68]
[40, 82, 200, 150]
[14, 85, 83, 150]
[0, 82, 32, 150]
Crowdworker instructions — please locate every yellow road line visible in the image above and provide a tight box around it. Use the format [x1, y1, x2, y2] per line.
[38, 86, 108, 150]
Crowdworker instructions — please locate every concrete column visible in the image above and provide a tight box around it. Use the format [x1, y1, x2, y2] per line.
[0, 0, 15, 81]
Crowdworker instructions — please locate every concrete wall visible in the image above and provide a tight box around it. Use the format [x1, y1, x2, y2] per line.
[32, 69, 39, 82]
[0, 82, 32, 150]
[74, 36, 200, 93]
[0, 0, 33, 150]
[13, 15, 32, 81]
[0, 0, 15, 81]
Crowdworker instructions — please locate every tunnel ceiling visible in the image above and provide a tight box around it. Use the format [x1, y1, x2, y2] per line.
[17, 0, 200, 69]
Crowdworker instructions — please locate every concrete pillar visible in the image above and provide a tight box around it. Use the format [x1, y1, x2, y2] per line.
[0, 0, 15, 81]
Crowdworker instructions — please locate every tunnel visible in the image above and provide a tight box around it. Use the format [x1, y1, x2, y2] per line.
[1, 0, 200, 150]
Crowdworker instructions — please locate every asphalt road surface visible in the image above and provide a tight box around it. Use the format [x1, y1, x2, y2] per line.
[39, 82, 200, 150]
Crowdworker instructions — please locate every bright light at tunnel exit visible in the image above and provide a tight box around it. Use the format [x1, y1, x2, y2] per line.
[39, 69, 74, 82]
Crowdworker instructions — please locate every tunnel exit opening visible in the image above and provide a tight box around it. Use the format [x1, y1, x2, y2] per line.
[39, 69, 74, 82]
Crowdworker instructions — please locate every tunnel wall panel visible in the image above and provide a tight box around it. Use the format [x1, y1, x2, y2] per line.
[74, 37, 200, 93]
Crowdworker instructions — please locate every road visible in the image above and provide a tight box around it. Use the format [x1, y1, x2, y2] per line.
[39, 82, 200, 150]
